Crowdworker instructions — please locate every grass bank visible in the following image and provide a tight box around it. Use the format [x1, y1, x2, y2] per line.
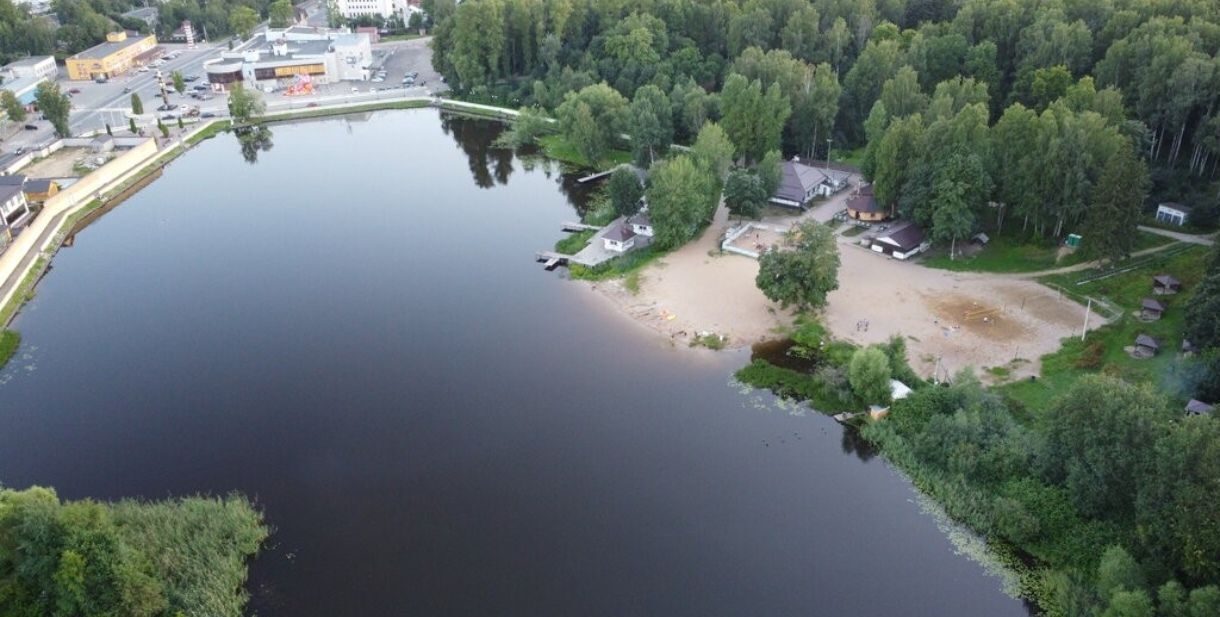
[570, 244, 666, 281]
[1000, 245, 1207, 410]
[554, 229, 594, 254]
[536, 134, 632, 170]
[921, 230, 1175, 273]
[0, 329, 18, 369]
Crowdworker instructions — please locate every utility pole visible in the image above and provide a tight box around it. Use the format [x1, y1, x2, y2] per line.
[1081, 297, 1092, 341]
[825, 137, 833, 176]
[156, 70, 171, 110]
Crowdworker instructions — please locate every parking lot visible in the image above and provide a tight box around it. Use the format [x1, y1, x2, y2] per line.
[2, 37, 445, 152]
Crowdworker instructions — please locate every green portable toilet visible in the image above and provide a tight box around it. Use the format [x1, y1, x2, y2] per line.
[1066, 234, 1082, 248]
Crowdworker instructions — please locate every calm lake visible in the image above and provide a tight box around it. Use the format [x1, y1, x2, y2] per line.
[0, 111, 1030, 616]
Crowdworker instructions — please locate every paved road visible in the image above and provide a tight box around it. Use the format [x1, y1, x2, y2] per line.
[2, 31, 443, 152]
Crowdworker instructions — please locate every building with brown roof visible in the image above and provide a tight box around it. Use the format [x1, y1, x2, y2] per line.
[846, 184, 888, 222]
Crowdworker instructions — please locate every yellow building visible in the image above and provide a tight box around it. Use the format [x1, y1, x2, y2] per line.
[65, 31, 158, 81]
[846, 185, 889, 222]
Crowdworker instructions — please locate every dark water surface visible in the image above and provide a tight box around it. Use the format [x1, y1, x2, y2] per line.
[0, 111, 1029, 617]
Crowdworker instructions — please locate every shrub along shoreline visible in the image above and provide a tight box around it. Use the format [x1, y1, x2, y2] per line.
[737, 257, 1220, 615]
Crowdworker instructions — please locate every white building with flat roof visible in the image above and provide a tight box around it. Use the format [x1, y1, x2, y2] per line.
[336, 0, 394, 19]
[205, 31, 373, 89]
[0, 56, 58, 105]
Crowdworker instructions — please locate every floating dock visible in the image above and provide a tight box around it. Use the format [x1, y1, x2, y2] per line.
[561, 222, 602, 232]
[575, 170, 614, 183]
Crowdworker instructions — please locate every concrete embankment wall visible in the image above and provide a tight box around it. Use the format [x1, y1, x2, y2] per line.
[0, 138, 161, 321]
[40, 139, 158, 212]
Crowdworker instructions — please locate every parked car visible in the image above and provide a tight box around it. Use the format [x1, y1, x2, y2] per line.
[160, 113, 176, 120]
[184, 75, 199, 82]
[306, 102, 319, 108]
[23, 124, 37, 130]
[193, 84, 209, 90]
[122, 86, 131, 93]
[138, 66, 150, 72]
[94, 77, 108, 83]
[68, 88, 81, 94]
[201, 112, 216, 118]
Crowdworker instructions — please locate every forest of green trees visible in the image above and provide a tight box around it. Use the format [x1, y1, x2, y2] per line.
[430, 0, 1220, 251]
[0, 0, 283, 64]
[432, 1, 1220, 614]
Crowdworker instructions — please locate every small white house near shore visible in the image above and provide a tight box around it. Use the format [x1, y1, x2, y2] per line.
[628, 211, 653, 237]
[1155, 202, 1191, 226]
[602, 223, 636, 253]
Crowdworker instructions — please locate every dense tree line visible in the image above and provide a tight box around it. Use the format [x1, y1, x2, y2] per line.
[862, 373, 1220, 615]
[432, 0, 1220, 240]
[0, 486, 267, 617]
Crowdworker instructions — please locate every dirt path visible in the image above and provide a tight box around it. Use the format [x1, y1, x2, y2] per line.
[1136, 225, 1216, 246]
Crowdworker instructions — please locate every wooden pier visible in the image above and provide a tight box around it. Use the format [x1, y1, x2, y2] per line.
[535, 251, 570, 270]
[561, 221, 602, 232]
[575, 170, 614, 184]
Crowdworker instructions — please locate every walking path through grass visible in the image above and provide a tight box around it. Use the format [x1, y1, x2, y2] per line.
[1136, 224, 1216, 246]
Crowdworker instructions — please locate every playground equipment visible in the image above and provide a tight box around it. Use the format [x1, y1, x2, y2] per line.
[284, 73, 315, 96]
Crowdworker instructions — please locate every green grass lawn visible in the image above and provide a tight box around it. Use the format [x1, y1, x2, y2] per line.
[841, 225, 868, 237]
[536, 134, 632, 170]
[921, 230, 1176, 273]
[833, 146, 865, 169]
[1000, 245, 1208, 410]
[0, 330, 19, 369]
[554, 229, 594, 254]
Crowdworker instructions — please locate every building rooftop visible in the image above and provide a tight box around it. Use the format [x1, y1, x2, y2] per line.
[3, 56, 53, 69]
[603, 223, 636, 242]
[1135, 334, 1159, 349]
[1186, 399, 1214, 415]
[1141, 298, 1165, 312]
[774, 159, 828, 204]
[0, 174, 26, 186]
[628, 212, 651, 227]
[69, 31, 152, 60]
[879, 221, 925, 252]
[1153, 274, 1181, 287]
[1159, 202, 1192, 213]
[0, 183, 24, 203]
[24, 178, 55, 193]
[846, 186, 881, 213]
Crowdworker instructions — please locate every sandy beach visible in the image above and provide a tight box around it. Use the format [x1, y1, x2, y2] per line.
[587, 200, 1101, 380]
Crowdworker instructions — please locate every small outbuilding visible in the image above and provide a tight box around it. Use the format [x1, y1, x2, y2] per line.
[1183, 339, 1200, 357]
[628, 211, 653, 237]
[1155, 202, 1191, 226]
[1140, 298, 1165, 321]
[1133, 334, 1159, 358]
[602, 223, 636, 253]
[22, 178, 58, 203]
[1153, 274, 1182, 295]
[846, 185, 887, 222]
[869, 221, 929, 260]
[971, 232, 990, 246]
[91, 135, 115, 153]
[1185, 399, 1214, 416]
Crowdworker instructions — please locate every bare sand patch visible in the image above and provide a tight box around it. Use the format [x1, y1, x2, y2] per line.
[588, 203, 1102, 380]
[21, 147, 93, 178]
